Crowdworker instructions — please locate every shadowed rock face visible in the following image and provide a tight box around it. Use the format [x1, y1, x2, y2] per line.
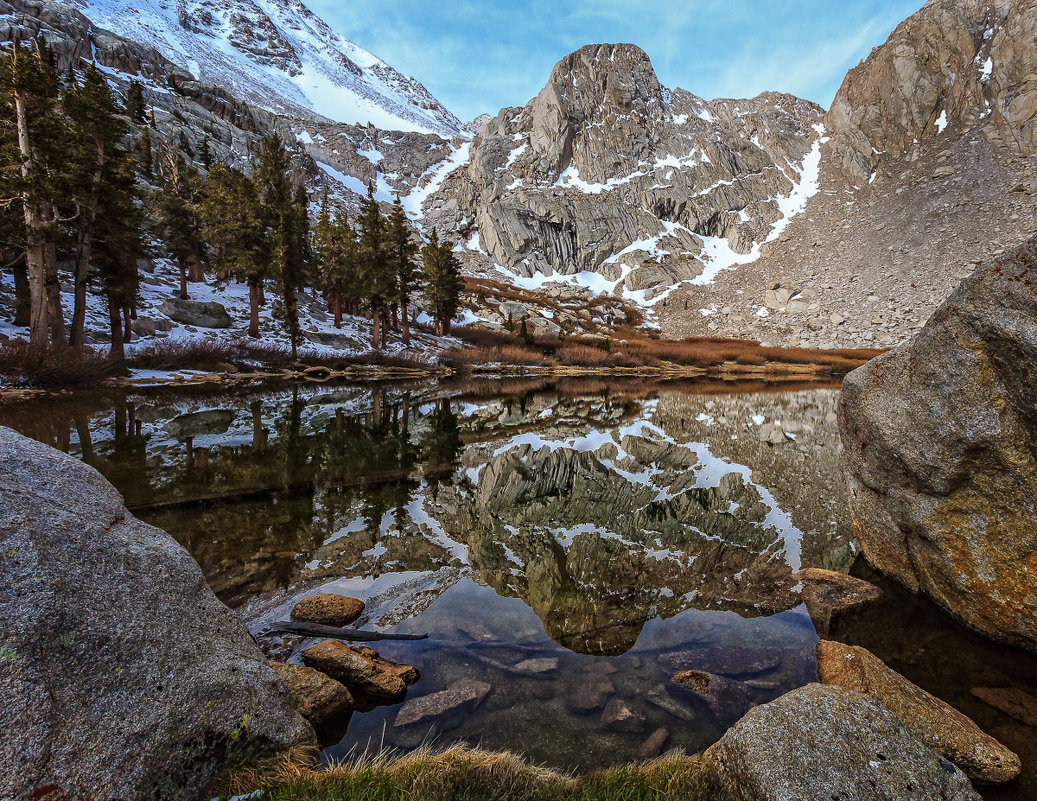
[0, 427, 315, 801]
[839, 237, 1037, 652]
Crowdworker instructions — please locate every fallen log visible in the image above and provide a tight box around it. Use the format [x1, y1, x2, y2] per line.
[268, 620, 428, 642]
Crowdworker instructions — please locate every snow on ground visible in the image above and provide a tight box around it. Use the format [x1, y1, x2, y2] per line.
[0, 254, 456, 361]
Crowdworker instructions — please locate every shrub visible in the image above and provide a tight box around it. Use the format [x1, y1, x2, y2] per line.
[0, 340, 119, 388]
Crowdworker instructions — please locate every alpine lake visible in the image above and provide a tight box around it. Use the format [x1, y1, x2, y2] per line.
[4, 375, 1035, 799]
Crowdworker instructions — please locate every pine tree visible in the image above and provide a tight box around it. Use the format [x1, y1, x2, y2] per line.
[0, 37, 68, 346]
[139, 127, 153, 180]
[124, 80, 146, 123]
[158, 151, 205, 299]
[198, 135, 212, 169]
[254, 135, 307, 359]
[421, 230, 463, 336]
[65, 62, 143, 348]
[201, 164, 267, 338]
[385, 196, 419, 345]
[357, 183, 392, 347]
[178, 129, 192, 158]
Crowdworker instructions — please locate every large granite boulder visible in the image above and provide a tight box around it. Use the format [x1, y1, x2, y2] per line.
[158, 298, 232, 329]
[839, 240, 1037, 652]
[816, 640, 1019, 784]
[704, 684, 980, 801]
[0, 427, 315, 801]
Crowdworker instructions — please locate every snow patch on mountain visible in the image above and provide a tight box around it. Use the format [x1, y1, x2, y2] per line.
[71, 0, 467, 136]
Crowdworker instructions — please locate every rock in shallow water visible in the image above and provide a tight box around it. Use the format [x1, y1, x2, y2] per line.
[704, 684, 981, 801]
[394, 679, 491, 728]
[269, 661, 354, 729]
[290, 592, 365, 627]
[815, 640, 1019, 784]
[301, 641, 416, 698]
[0, 426, 314, 801]
[839, 239, 1037, 653]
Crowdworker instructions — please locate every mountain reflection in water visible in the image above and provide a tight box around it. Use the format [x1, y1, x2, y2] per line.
[0, 376, 856, 770]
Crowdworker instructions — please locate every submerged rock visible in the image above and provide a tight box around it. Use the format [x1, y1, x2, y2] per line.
[816, 640, 1019, 784]
[0, 427, 314, 801]
[797, 568, 883, 636]
[269, 661, 355, 729]
[290, 593, 365, 627]
[704, 684, 981, 801]
[839, 241, 1037, 652]
[158, 297, 232, 328]
[672, 670, 756, 726]
[635, 727, 670, 759]
[600, 698, 646, 733]
[567, 672, 615, 713]
[164, 408, 237, 439]
[394, 679, 492, 728]
[969, 687, 1037, 728]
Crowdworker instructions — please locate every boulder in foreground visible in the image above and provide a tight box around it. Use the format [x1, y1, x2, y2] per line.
[839, 240, 1037, 652]
[816, 640, 1019, 784]
[704, 684, 980, 801]
[0, 426, 314, 801]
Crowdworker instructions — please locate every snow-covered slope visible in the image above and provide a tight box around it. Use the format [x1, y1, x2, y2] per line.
[70, 0, 468, 137]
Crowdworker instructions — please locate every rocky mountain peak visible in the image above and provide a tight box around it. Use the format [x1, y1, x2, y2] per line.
[528, 43, 666, 182]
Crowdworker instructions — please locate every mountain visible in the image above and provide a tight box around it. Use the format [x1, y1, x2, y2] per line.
[69, 0, 467, 137]
[658, 0, 1037, 349]
[418, 44, 826, 304]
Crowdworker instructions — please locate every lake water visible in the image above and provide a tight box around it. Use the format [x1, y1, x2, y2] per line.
[3, 376, 1034, 797]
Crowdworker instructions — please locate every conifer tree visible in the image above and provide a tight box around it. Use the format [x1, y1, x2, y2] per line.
[139, 127, 153, 180]
[385, 196, 419, 345]
[124, 80, 146, 123]
[420, 230, 463, 336]
[254, 135, 307, 359]
[201, 164, 267, 338]
[357, 183, 392, 347]
[198, 135, 212, 169]
[158, 151, 205, 298]
[0, 36, 68, 346]
[65, 62, 142, 348]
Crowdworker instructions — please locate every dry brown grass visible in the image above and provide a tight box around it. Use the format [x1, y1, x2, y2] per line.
[213, 743, 729, 801]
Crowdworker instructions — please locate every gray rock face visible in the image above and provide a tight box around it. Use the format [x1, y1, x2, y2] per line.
[432, 44, 823, 294]
[839, 240, 1037, 652]
[159, 298, 232, 329]
[0, 426, 314, 801]
[705, 684, 981, 801]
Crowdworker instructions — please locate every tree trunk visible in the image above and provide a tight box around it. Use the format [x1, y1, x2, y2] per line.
[44, 237, 65, 346]
[72, 159, 103, 348]
[380, 308, 389, 348]
[12, 255, 30, 327]
[107, 291, 125, 361]
[123, 306, 132, 343]
[333, 293, 342, 328]
[178, 260, 188, 300]
[391, 304, 399, 332]
[400, 299, 410, 345]
[248, 279, 260, 338]
[71, 220, 91, 348]
[14, 89, 48, 347]
[371, 303, 381, 349]
[187, 253, 204, 282]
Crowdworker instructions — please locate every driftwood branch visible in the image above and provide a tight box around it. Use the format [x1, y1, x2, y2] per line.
[268, 620, 428, 642]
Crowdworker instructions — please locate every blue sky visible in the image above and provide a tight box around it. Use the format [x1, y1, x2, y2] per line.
[308, 1, 924, 123]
